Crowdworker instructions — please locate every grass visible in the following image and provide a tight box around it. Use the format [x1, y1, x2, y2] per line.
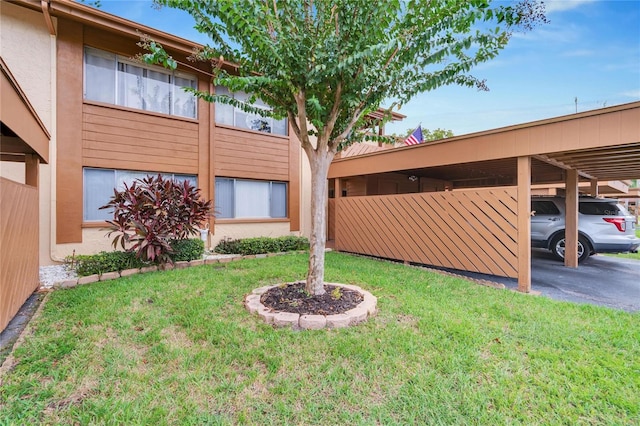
[1, 252, 638, 425]
[608, 228, 640, 260]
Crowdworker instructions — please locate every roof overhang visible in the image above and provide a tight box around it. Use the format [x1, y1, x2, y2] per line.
[329, 102, 640, 185]
[0, 58, 49, 164]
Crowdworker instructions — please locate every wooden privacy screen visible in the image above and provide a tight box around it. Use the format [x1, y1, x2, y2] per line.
[0, 178, 40, 332]
[335, 188, 519, 278]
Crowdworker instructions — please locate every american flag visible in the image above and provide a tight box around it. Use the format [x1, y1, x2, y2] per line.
[404, 125, 424, 146]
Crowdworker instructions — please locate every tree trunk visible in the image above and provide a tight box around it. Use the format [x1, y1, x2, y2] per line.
[305, 151, 333, 295]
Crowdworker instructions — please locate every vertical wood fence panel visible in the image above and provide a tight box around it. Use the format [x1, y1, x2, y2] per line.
[335, 188, 519, 278]
[1, 178, 40, 332]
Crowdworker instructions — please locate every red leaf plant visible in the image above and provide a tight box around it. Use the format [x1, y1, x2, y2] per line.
[100, 174, 213, 264]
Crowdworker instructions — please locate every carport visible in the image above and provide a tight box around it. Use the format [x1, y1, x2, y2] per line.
[328, 101, 640, 292]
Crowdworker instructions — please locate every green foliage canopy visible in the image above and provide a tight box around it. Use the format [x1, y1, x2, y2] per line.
[149, 0, 545, 154]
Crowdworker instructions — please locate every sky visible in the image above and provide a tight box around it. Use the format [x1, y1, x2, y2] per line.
[95, 0, 640, 137]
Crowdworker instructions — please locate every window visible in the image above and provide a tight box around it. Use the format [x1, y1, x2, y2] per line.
[84, 47, 197, 119]
[83, 168, 197, 221]
[215, 86, 288, 135]
[579, 202, 622, 216]
[532, 201, 560, 215]
[215, 178, 287, 219]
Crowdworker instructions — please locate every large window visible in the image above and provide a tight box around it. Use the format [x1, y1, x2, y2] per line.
[215, 86, 288, 136]
[83, 168, 197, 221]
[84, 47, 197, 119]
[215, 178, 287, 219]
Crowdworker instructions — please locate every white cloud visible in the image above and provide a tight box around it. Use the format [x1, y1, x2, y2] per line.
[621, 90, 640, 98]
[544, 0, 599, 14]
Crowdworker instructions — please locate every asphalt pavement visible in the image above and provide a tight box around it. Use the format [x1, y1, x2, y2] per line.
[457, 249, 640, 312]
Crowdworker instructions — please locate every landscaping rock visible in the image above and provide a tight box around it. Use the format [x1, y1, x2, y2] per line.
[204, 258, 219, 265]
[258, 306, 276, 324]
[325, 314, 351, 328]
[273, 312, 300, 327]
[300, 315, 327, 330]
[120, 268, 139, 277]
[175, 261, 189, 270]
[345, 306, 368, 325]
[140, 266, 158, 273]
[100, 271, 120, 281]
[189, 259, 204, 267]
[78, 274, 100, 285]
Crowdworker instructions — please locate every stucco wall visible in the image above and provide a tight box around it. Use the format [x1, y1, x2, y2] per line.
[1, 2, 57, 266]
[211, 223, 300, 250]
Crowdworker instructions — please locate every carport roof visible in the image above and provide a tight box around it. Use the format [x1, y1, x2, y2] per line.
[329, 101, 640, 184]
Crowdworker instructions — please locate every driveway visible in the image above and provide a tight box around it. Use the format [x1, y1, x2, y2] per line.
[452, 249, 640, 312]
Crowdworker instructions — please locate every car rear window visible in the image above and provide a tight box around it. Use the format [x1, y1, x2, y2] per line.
[532, 201, 560, 215]
[579, 202, 621, 216]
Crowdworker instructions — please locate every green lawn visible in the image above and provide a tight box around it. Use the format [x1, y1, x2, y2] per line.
[1, 252, 638, 425]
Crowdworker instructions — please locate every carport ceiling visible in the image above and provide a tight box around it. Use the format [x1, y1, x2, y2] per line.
[538, 142, 640, 181]
[398, 157, 567, 188]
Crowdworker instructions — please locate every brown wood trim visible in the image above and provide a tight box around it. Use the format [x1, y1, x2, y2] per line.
[0, 58, 50, 163]
[335, 189, 519, 278]
[1, 177, 39, 332]
[214, 123, 290, 140]
[82, 100, 200, 125]
[288, 129, 300, 231]
[517, 156, 531, 292]
[56, 18, 84, 244]
[565, 169, 579, 268]
[215, 218, 290, 224]
[82, 221, 108, 228]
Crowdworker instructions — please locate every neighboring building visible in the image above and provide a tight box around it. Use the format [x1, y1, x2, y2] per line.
[2, 0, 313, 265]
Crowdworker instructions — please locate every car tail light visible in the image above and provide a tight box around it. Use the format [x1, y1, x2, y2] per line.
[603, 217, 626, 232]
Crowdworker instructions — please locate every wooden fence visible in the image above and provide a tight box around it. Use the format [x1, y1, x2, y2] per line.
[334, 188, 519, 278]
[1, 178, 40, 332]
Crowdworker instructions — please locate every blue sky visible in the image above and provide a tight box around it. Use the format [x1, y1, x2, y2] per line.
[97, 0, 640, 136]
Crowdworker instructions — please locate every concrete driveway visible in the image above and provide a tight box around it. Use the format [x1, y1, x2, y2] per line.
[454, 249, 640, 312]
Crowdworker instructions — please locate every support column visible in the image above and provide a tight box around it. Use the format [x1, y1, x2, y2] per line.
[565, 169, 579, 268]
[517, 156, 531, 293]
[590, 179, 598, 197]
[25, 154, 39, 188]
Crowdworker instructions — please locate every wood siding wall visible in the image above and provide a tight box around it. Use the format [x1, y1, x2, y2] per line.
[1, 178, 39, 332]
[214, 126, 290, 181]
[334, 188, 519, 278]
[83, 104, 200, 174]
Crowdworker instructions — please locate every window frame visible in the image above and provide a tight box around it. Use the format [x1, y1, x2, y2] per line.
[82, 167, 198, 223]
[214, 177, 288, 220]
[83, 46, 198, 119]
[214, 86, 288, 136]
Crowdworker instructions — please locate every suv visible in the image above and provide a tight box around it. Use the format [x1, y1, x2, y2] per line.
[531, 196, 640, 262]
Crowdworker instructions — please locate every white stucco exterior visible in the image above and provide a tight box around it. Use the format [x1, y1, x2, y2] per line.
[0, 2, 57, 265]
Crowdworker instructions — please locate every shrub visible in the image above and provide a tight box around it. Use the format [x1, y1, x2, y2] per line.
[101, 174, 212, 264]
[68, 251, 145, 277]
[170, 238, 205, 262]
[214, 236, 309, 255]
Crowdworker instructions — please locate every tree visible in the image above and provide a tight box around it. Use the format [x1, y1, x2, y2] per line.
[392, 127, 455, 144]
[146, 0, 546, 295]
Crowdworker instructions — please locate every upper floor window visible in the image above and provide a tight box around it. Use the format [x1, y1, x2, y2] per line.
[215, 86, 288, 136]
[84, 47, 197, 119]
[83, 167, 197, 222]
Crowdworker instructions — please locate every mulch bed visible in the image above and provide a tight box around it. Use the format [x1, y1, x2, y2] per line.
[260, 282, 364, 315]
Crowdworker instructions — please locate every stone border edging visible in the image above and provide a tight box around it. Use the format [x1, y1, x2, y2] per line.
[51, 251, 310, 290]
[244, 283, 377, 330]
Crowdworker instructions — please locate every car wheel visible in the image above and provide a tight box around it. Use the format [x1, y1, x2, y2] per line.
[550, 234, 590, 262]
